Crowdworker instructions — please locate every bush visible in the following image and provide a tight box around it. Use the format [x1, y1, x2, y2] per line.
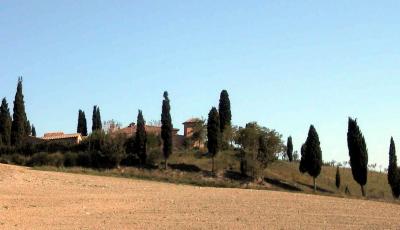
[28, 152, 64, 167]
[11, 154, 28, 166]
[64, 152, 78, 167]
[47, 153, 64, 167]
[147, 149, 161, 166]
[77, 152, 92, 167]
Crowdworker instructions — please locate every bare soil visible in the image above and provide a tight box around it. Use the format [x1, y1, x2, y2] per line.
[0, 164, 399, 229]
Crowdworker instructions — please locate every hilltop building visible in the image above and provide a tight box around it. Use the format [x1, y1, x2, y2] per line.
[41, 132, 83, 144]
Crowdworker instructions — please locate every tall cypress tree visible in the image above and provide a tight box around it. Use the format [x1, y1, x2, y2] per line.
[0, 98, 12, 145]
[31, 124, 36, 137]
[161, 91, 173, 169]
[77, 110, 88, 136]
[299, 125, 322, 192]
[11, 77, 28, 146]
[96, 107, 102, 130]
[92, 106, 102, 132]
[135, 110, 147, 166]
[25, 120, 31, 136]
[388, 137, 400, 198]
[207, 107, 220, 173]
[218, 90, 231, 133]
[287, 136, 293, 162]
[347, 117, 368, 197]
[336, 166, 341, 190]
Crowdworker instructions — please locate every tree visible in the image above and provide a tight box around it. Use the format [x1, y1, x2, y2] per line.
[299, 125, 322, 192]
[0, 98, 12, 145]
[336, 166, 341, 190]
[135, 110, 147, 166]
[388, 137, 400, 198]
[11, 77, 29, 146]
[347, 117, 368, 197]
[207, 107, 220, 173]
[77, 110, 88, 136]
[31, 124, 36, 137]
[96, 107, 102, 130]
[287, 136, 293, 162]
[25, 120, 31, 136]
[235, 122, 284, 178]
[92, 106, 102, 132]
[219, 90, 231, 133]
[161, 92, 173, 169]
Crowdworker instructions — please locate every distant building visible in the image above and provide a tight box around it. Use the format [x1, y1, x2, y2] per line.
[41, 132, 83, 145]
[117, 123, 180, 137]
[183, 118, 203, 137]
[182, 118, 205, 149]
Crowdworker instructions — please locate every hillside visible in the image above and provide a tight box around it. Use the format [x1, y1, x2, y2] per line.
[0, 163, 399, 229]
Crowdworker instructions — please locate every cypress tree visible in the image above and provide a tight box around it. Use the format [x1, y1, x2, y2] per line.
[92, 106, 102, 132]
[388, 137, 400, 198]
[25, 120, 31, 136]
[135, 110, 147, 166]
[347, 117, 368, 197]
[77, 110, 88, 136]
[218, 90, 232, 133]
[299, 143, 307, 173]
[96, 107, 102, 130]
[0, 98, 12, 145]
[336, 166, 341, 190]
[287, 136, 293, 162]
[92, 106, 97, 131]
[207, 107, 220, 173]
[31, 124, 36, 137]
[161, 91, 173, 169]
[11, 77, 28, 146]
[299, 125, 322, 192]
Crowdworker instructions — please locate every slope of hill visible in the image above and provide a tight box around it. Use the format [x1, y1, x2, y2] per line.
[0, 163, 399, 229]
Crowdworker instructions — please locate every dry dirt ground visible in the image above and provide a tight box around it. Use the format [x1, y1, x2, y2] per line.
[0, 164, 399, 230]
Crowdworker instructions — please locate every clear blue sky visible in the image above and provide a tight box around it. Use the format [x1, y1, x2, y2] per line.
[1, 1, 399, 168]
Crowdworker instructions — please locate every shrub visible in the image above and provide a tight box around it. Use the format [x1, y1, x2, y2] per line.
[11, 154, 28, 166]
[28, 152, 64, 167]
[64, 152, 78, 167]
[47, 152, 64, 167]
[77, 152, 92, 167]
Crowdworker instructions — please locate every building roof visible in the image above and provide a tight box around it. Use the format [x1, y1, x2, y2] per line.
[117, 124, 179, 136]
[42, 132, 82, 140]
[183, 118, 202, 124]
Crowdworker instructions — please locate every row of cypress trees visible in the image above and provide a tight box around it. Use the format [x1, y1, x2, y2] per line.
[295, 117, 400, 198]
[0, 78, 36, 147]
[207, 90, 232, 173]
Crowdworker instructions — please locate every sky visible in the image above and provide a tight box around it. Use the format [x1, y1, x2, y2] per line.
[1, 1, 399, 168]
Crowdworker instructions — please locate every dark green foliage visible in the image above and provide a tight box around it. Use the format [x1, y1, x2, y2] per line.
[347, 117, 368, 197]
[77, 110, 88, 136]
[11, 77, 29, 146]
[299, 144, 307, 173]
[257, 134, 269, 168]
[31, 124, 36, 137]
[161, 91, 173, 168]
[299, 125, 322, 192]
[27, 152, 64, 167]
[207, 107, 220, 173]
[388, 137, 400, 198]
[336, 166, 341, 189]
[287, 136, 293, 162]
[0, 98, 12, 145]
[135, 110, 147, 165]
[86, 131, 125, 169]
[64, 152, 78, 167]
[25, 120, 31, 136]
[218, 90, 232, 133]
[92, 106, 102, 132]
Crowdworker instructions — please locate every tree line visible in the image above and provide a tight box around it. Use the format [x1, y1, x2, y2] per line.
[1, 78, 400, 199]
